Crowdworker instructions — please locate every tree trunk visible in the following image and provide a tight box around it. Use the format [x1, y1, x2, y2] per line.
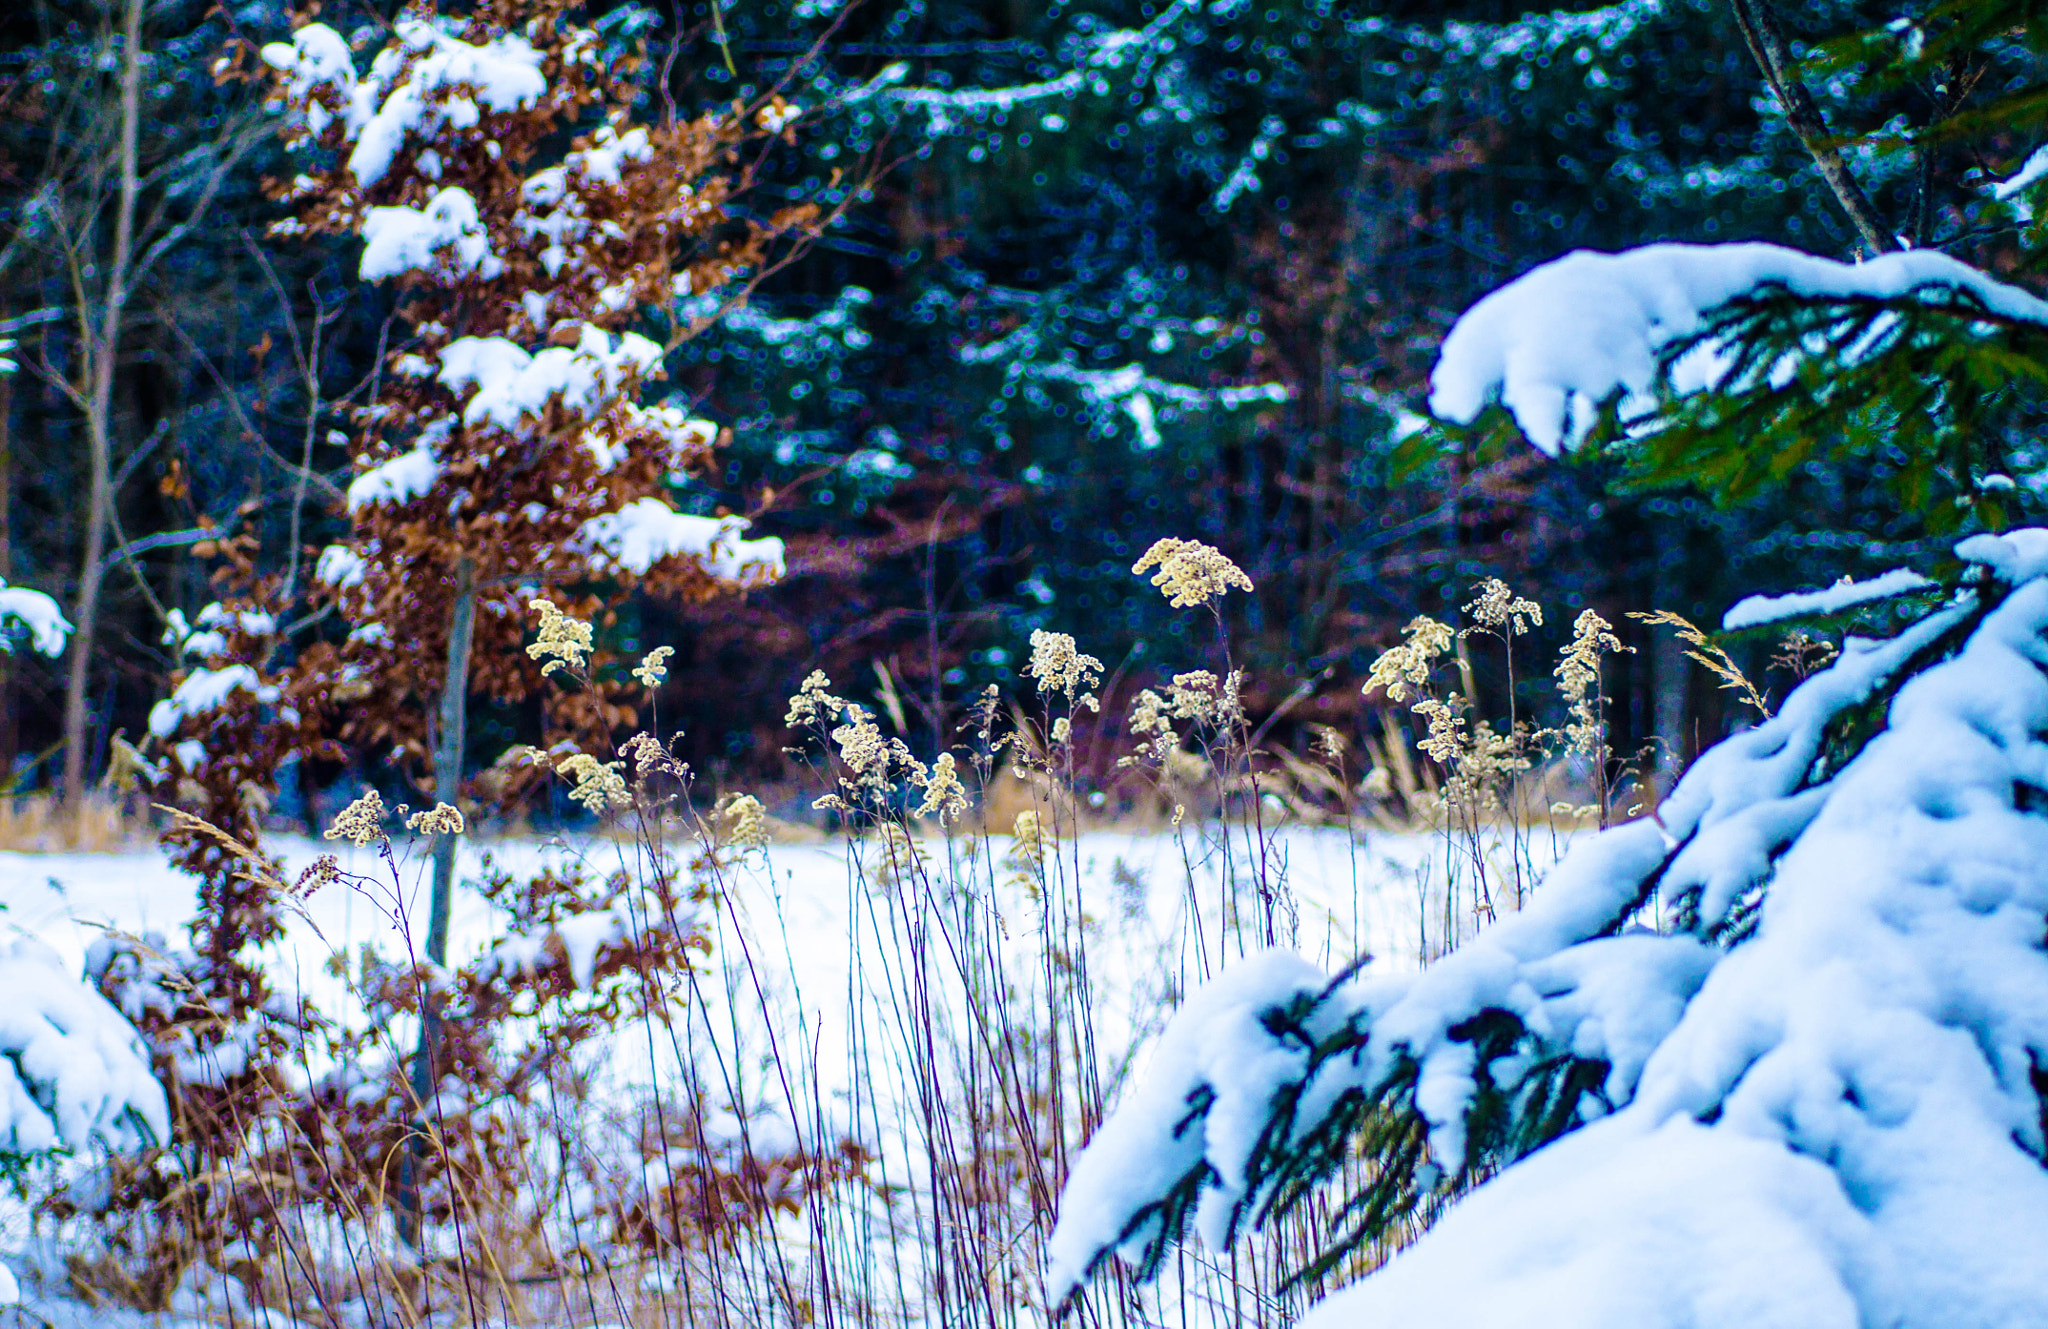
[425, 553, 475, 967]
[0, 369, 15, 783]
[61, 0, 143, 805]
[400, 553, 475, 1246]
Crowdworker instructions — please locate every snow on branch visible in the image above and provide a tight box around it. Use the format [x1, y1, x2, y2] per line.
[359, 187, 501, 282]
[0, 933, 168, 1158]
[0, 580, 70, 656]
[575, 499, 785, 584]
[438, 326, 665, 432]
[1429, 243, 2048, 453]
[262, 18, 547, 187]
[1722, 567, 1937, 632]
[147, 665, 280, 739]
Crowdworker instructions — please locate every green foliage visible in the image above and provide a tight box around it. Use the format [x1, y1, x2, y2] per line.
[1625, 284, 2048, 530]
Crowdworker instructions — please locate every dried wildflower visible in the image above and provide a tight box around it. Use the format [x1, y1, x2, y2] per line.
[1363, 616, 1455, 703]
[1167, 669, 1243, 728]
[1050, 716, 1072, 746]
[1412, 697, 1468, 765]
[969, 684, 1004, 751]
[622, 731, 688, 784]
[1132, 538, 1253, 608]
[325, 789, 388, 846]
[633, 645, 674, 688]
[1557, 609, 1627, 757]
[716, 792, 769, 851]
[557, 753, 632, 814]
[831, 705, 890, 790]
[785, 669, 838, 727]
[1127, 688, 1177, 763]
[1770, 630, 1839, 681]
[1465, 578, 1543, 635]
[1027, 630, 1103, 700]
[293, 854, 343, 898]
[1007, 811, 1048, 881]
[406, 802, 465, 835]
[526, 599, 594, 677]
[1628, 610, 1766, 716]
[1313, 726, 1347, 763]
[913, 753, 970, 823]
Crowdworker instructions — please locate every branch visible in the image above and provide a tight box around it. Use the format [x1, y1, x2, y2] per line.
[1729, 0, 1896, 254]
[157, 309, 348, 509]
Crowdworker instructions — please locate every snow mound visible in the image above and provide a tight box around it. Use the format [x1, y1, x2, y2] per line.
[1429, 243, 2048, 453]
[1050, 530, 2048, 1325]
[0, 932, 167, 1157]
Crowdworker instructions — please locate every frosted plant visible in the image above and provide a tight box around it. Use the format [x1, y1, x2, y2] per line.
[1132, 538, 1254, 608]
[1555, 608, 1627, 758]
[914, 753, 970, 822]
[1463, 578, 1542, 635]
[784, 668, 840, 727]
[1028, 629, 1104, 705]
[324, 789, 388, 846]
[829, 706, 889, 791]
[405, 802, 465, 835]
[1362, 616, 1455, 702]
[526, 598, 594, 678]
[556, 754, 631, 814]
[1411, 696, 1467, 764]
[715, 792, 770, 851]
[633, 645, 674, 688]
[1168, 669, 1243, 727]
[1124, 688, 1178, 764]
[1046, 530, 2048, 1329]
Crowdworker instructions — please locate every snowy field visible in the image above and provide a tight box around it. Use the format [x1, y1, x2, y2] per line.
[0, 822, 1526, 1327]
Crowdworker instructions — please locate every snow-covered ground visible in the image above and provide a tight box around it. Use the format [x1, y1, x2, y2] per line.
[0, 820, 1527, 1327]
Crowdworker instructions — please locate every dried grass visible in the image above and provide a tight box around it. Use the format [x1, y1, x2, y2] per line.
[0, 792, 155, 853]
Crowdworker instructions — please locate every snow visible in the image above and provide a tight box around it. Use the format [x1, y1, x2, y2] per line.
[1721, 568, 1936, 631]
[263, 20, 546, 184]
[0, 931, 167, 1157]
[146, 665, 278, 739]
[575, 499, 785, 582]
[0, 581, 70, 656]
[358, 187, 500, 282]
[1042, 948, 1327, 1293]
[437, 326, 664, 432]
[1051, 531, 2048, 1325]
[1, 823, 1448, 1324]
[1954, 528, 2048, 584]
[344, 445, 441, 510]
[1993, 146, 2048, 220]
[1430, 243, 2048, 453]
[313, 544, 366, 588]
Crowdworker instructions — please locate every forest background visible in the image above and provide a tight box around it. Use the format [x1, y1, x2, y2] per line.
[0, 0, 1998, 822]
